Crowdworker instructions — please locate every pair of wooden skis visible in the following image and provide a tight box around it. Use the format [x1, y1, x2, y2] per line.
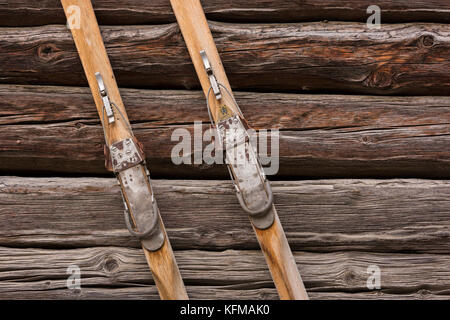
[62, 0, 308, 300]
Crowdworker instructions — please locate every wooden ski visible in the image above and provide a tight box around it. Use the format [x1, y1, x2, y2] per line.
[170, 0, 309, 300]
[61, 0, 188, 300]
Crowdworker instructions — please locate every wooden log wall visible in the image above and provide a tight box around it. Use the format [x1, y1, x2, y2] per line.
[0, 1, 449, 300]
[1, 177, 450, 299]
[1, 23, 449, 94]
[1, 85, 449, 178]
[1, 1, 449, 25]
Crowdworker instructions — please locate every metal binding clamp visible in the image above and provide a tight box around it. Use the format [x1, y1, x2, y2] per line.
[219, 113, 274, 229]
[97, 72, 164, 251]
[200, 50, 274, 230]
[111, 137, 165, 252]
[95, 72, 115, 124]
[201, 50, 222, 100]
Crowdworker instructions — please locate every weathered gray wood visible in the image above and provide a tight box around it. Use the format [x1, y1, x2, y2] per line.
[1, 85, 449, 178]
[0, 23, 449, 95]
[0, 0, 449, 26]
[1, 177, 449, 253]
[0, 246, 449, 300]
[0, 286, 446, 300]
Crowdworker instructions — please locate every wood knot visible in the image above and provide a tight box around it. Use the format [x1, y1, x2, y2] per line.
[419, 35, 435, 48]
[37, 43, 59, 61]
[361, 136, 371, 144]
[419, 289, 431, 298]
[366, 69, 393, 89]
[343, 269, 358, 285]
[103, 257, 119, 273]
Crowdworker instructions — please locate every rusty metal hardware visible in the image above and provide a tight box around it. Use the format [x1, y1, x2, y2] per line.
[95, 72, 115, 124]
[112, 139, 165, 251]
[201, 50, 274, 230]
[97, 74, 165, 251]
[201, 50, 222, 100]
[218, 114, 274, 229]
[110, 138, 144, 172]
[109, 137, 165, 252]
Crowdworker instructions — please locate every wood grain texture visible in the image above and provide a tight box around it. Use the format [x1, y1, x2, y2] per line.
[60, 0, 187, 299]
[1, 85, 449, 178]
[170, 0, 237, 122]
[1, 0, 447, 302]
[252, 209, 308, 299]
[0, 246, 449, 300]
[0, 23, 449, 95]
[0, 287, 446, 300]
[61, 0, 130, 144]
[1, 177, 449, 253]
[0, 0, 449, 26]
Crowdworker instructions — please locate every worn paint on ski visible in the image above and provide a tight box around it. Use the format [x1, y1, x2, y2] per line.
[170, 0, 308, 300]
[61, 0, 188, 300]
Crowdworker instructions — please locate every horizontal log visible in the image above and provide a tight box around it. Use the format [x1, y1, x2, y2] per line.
[1, 177, 449, 253]
[0, 286, 445, 300]
[1, 85, 449, 178]
[0, 246, 449, 300]
[0, 1, 449, 26]
[1, 23, 449, 95]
